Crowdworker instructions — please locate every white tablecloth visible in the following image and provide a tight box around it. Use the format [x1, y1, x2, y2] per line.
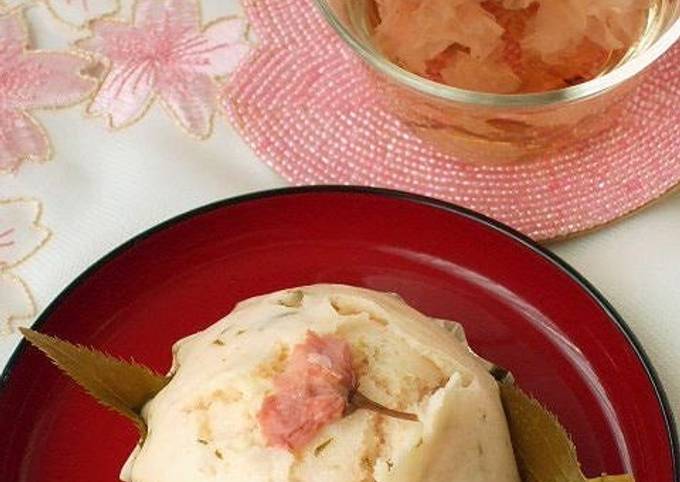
[1, 0, 678, 428]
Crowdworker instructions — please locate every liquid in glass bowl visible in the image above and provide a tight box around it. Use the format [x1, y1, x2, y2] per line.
[317, 0, 680, 163]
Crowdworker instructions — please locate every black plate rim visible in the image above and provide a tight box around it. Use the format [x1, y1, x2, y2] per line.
[1, 185, 677, 480]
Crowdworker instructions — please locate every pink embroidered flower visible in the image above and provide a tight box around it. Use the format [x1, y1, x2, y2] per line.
[76, 0, 251, 138]
[0, 10, 95, 173]
[0, 199, 50, 333]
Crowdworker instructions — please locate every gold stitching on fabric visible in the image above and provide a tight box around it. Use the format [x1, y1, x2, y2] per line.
[0, 272, 38, 334]
[42, 0, 122, 30]
[0, 198, 50, 334]
[0, 198, 52, 270]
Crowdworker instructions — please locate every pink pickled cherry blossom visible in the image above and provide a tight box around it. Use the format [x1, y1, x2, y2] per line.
[258, 331, 356, 451]
[374, 0, 503, 75]
[502, 0, 534, 10]
[76, 0, 250, 138]
[523, 0, 589, 56]
[525, 0, 650, 59]
[0, 11, 95, 172]
[441, 52, 521, 94]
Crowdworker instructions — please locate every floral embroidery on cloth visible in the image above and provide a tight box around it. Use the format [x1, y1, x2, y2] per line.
[75, 0, 251, 139]
[0, 199, 50, 334]
[0, 0, 120, 28]
[45, 0, 121, 29]
[0, 1, 251, 332]
[0, 9, 96, 173]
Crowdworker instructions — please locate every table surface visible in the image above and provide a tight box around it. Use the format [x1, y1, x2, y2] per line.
[1, 0, 678, 433]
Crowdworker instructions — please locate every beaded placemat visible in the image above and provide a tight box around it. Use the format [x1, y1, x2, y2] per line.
[225, 0, 680, 241]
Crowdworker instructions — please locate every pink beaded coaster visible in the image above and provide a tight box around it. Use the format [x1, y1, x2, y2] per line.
[224, 0, 680, 241]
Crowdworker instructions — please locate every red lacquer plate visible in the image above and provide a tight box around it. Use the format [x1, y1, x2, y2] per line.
[0, 187, 677, 482]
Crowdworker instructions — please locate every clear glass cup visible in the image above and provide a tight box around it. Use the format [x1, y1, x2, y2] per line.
[315, 0, 680, 164]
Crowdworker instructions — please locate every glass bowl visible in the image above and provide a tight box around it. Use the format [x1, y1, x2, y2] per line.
[315, 0, 680, 164]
